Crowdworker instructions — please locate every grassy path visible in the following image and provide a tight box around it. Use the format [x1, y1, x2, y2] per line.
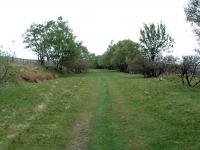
[87, 72, 141, 150]
[0, 70, 200, 149]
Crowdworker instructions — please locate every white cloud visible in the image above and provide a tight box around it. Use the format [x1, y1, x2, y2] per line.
[0, 0, 198, 59]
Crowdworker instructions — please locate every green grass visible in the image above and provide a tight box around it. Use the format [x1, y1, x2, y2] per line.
[0, 70, 199, 149]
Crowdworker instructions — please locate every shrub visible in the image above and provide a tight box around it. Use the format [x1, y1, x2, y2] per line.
[180, 55, 200, 87]
[0, 50, 16, 85]
[127, 54, 164, 77]
[72, 59, 88, 73]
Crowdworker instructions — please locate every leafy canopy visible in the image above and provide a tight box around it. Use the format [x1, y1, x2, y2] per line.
[23, 17, 85, 70]
[139, 22, 174, 61]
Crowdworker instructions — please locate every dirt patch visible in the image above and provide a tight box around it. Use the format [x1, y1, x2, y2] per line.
[69, 112, 92, 150]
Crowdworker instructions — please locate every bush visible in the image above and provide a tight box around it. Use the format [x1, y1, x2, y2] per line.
[72, 59, 89, 73]
[0, 50, 16, 85]
[127, 54, 164, 77]
[180, 55, 200, 87]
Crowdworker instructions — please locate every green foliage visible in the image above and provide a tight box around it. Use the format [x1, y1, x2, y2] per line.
[97, 23, 176, 78]
[47, 17, 78, 70]
[0, 50, 16, 85]
[180, 55, 200, 87]
[185, 0, 200, 36]
[111, 40, 140, 72]
[23, 16, 90, 71]
[23, 23, 47, 65]
[77, 43, 96, 68]
[98, 40, 140, 72]
[73, 59, 89, 73]
[139, 22, 175, 61]
[184, 1, 200, 85]
[72, 43, 97, 73]
[98, 40, 115, 69]
[136, 23, 175, 77]
[87, 53, 97, 68]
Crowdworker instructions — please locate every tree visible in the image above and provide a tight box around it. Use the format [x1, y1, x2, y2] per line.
[98, 41, 116, 69]
[87, 53, 97, 68]
[139, 22, 175, 77]
[72, 43, 90, 73]
[45, 17, 78, 70]
[127, 52, 145, 74]
[111, 40, 140, 72]
[98, 40, 140, 72]
[139, 22, 174, 61]
[185, 0, 200, 38]
[180, 55, 200, 87]
[23, 17, 81, 71]
[77, 44, 96, 68]
[23, 23, 47, 65]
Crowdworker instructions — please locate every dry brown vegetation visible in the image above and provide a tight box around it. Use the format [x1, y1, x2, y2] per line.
[19, 68, 58, 83]
[9, 62, 59, 83]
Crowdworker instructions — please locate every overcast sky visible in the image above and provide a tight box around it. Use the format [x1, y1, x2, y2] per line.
[0, 0, 198, 59]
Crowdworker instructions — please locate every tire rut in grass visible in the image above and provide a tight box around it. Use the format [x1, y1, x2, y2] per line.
[69, 112, 92, 150]
[68, 78, 100, 150]
[106, 77, 145, 149]
[87, 75, 126, 150]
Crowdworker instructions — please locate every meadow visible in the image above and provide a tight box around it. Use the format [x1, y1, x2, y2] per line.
[0, 70, 199, 149]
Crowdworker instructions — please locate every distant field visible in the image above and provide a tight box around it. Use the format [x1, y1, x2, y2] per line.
[0, 70, 199, 149]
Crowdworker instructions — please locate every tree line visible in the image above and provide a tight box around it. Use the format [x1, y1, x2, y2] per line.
[21, 0, 200, 87]
[94, 0, 200, 87]
[1, 0, 200, 87]
[95, 22, 177, 78]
